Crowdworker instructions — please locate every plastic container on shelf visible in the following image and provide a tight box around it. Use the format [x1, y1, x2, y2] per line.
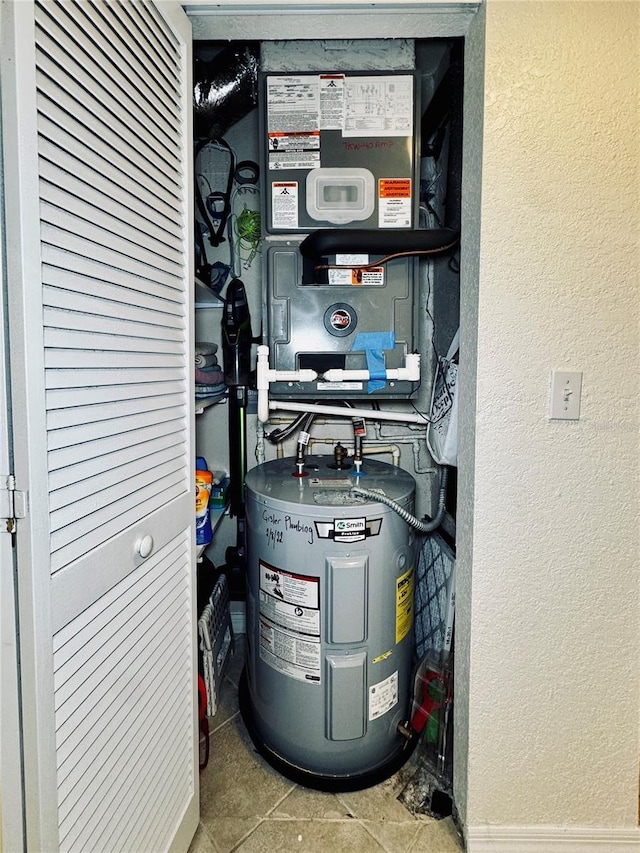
[210, 470, 228, 507]
[196, 457, 214, 546]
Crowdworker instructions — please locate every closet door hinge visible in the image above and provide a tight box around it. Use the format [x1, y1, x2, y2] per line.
[1, 475, 27, 543]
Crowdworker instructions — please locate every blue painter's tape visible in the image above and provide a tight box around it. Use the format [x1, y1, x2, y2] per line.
[352, 332, 395, 393]
[352, 331, 395, 352]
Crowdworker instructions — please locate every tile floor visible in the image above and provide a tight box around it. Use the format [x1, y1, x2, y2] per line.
[189, 637, 464, 853]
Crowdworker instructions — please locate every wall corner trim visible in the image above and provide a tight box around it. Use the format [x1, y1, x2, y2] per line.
[466, 825, 640, 853]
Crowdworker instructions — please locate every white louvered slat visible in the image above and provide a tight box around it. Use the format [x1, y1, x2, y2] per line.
[46, 381, 185, 412]
[102, 0, 180, 92]
[47, 420, 185, 472]
[41, 223, 183, 292]
[55, 570, 185, 738]
[56, 623, 185, 777]
[59, 656, 189, 845]
[117, 1, 180, 81]
[56, 607, 187, 791]
[39, 1, 180, 142]
[35, 19, 180, 177]
[50, 442, 184, 513]
[97, 712, 188, 853]
[56, 594, 186, 768]
[35, 0, 190, 574]
[37, 90, 183, 224]
[42, 306, 184, 345]
[45, 367, 185, 390]
[61, 668, 189, 852]
[52, 534, 185, 654]
[45, 349, 184, 372]
[63, 2, 180, 112]
[40, 202, 184, 281]
[41, 254, 185, 310]
[128, 759, 190, 853]
[46, 407, 184, 454]
[50, 455, 184, 530]
[43, 327, 183, 358]
[46, 404, 184, 449]
[42, 284, 184, 329]
[50, 464, 184, 547]
[36, 89, 180, 202]
[53, 543, 183, 686]
[47, 390, 185, 431]
[39, 173, 184, 264]
[47, 431, 185, 495]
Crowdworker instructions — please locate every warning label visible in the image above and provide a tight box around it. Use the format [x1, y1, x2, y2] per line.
[269, 151, 320, 171]
[268, 131, 320, 171]
[258, 561, 321, 684]
[369, 670, 399, 721]
[268, 131, 320, 151]
[272, 182, 298, 229]
[379, 178, 412, 228]
[319, 74, 345, 130]
[328, 255, 384, 287]
[395, 566, 414, 644]
[379, 178, 412, 198]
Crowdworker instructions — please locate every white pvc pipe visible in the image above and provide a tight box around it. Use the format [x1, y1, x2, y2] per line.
[258, 345, 423, 424]
[268, 399, 428, 424]
[257, 345, 318, 423]
[323, 352, 420, 383]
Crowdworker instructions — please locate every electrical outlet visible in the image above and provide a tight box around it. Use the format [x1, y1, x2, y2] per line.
[549, 370, 582, 420]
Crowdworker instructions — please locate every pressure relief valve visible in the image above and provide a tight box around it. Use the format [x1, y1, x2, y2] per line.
[328, 442, 350, 471]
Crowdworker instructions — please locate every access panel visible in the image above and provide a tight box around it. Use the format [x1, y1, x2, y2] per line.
[261, 71, 419, 233]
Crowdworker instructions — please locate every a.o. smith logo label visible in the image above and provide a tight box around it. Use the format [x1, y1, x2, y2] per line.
[314, 517, 382, 543]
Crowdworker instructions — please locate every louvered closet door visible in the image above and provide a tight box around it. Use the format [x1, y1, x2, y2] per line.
[3, 2, 197, 851]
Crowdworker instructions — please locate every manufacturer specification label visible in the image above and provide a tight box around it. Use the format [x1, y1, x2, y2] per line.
[258, 561, 321, 684]
[369, 670, 399, 721]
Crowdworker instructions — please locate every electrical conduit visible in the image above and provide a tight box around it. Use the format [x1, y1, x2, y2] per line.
[351, 467, 449, 534]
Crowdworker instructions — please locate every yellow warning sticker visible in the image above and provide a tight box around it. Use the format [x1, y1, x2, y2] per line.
[395, 566, 414, 644]
[372, 650, 393, 664]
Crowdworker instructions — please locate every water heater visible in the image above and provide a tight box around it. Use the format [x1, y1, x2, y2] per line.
[240, 456, 417, 790]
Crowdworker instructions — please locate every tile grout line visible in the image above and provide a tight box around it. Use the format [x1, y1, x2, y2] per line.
[334, 792, 357, 818]
[207, 706, 241, 737]
[223, 780, 298, 852]
[243, 816, 420, 824]
[198, 821, 223, 853]
[358, 817, 415, 853]
[227, 818, 266, 853]
[263, 782, 299, 818]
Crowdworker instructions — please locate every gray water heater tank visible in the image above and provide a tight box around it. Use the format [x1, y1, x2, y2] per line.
[240, 456, 417, 790]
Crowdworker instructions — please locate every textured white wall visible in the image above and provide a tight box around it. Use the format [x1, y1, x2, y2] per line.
[465, 0, 639, 831]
